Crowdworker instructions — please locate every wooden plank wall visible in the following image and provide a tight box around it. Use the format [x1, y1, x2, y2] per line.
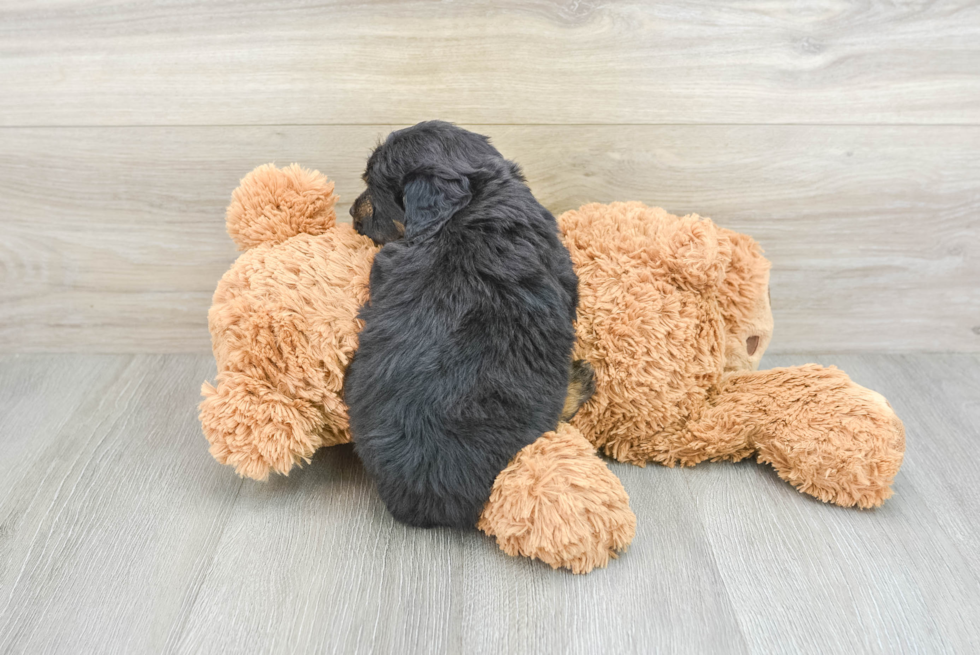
[1, 1, 978, 353]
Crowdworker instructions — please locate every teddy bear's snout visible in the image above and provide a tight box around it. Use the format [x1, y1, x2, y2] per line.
[746, 335, 761, 356]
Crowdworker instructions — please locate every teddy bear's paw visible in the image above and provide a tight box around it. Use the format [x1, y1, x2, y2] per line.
[477, 423, 636, 574]
[755, 373, 906, 509]
[199, 372, 327, 481]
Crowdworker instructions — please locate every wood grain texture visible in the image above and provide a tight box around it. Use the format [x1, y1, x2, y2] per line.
[175, 447, 749, 655]
[0, 355, 243, 654]
[0, 354, 131, 500]
[0, 354, 978, 654]
[2, 125, 978, 353]
[1, 1, 979, 126]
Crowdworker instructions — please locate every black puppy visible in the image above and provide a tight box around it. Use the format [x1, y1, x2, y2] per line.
[345, 121, 592, 529]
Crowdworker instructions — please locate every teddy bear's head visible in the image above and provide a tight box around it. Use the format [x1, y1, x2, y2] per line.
[558, 202, 773, 463]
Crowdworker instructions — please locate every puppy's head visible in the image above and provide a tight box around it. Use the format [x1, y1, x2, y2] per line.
[351, 121, 503, 245]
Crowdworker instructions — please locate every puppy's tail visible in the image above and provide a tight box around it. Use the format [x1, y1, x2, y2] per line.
[560, 359, 596, 422]
[225, 163, 338, 250]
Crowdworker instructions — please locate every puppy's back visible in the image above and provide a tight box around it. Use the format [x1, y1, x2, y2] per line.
[346, 154, 578, 529]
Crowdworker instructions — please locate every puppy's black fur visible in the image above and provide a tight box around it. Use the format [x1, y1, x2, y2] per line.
[344, 121, 580, 529]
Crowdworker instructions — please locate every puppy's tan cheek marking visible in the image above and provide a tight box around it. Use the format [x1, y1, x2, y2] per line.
[393, 220, 405, 237]
[354, 196, 373, 222]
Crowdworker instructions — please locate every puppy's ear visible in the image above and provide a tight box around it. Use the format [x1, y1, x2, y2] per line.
[401, 166, 472, 240]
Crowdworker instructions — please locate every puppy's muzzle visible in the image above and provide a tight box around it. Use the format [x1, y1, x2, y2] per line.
[350, 192, 373, 231]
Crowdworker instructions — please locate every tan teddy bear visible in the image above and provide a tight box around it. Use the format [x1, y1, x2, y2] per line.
[200, 164, 906, 575]
[560, 202, 905, 508]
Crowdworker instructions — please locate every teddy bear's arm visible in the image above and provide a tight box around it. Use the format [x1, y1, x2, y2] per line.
[686, 365, 906, 508]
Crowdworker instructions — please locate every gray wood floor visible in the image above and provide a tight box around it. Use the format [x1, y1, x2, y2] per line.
[0, 353, 978, 654]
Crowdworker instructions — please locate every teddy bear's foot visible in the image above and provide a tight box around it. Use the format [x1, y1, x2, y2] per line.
[200, 371, 328, 481]
[477, 423, 636, 574]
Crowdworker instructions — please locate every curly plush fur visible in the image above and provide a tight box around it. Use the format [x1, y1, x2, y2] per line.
[559, 202, 905, 507]
[345, 122, 581, 528]
[478, 423, 636, 574]
[225, 163, 339, 250]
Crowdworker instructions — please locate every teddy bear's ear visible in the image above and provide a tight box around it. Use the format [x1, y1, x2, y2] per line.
[657, 214, 732, 290]
[225, 164, 338, 250]
[717, 228, 771, 297]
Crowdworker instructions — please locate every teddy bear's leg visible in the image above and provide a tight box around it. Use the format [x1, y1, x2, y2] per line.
[687, 365, 906, 508]
[477, 423, 636, 574]
[200, 370, 339, 481]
